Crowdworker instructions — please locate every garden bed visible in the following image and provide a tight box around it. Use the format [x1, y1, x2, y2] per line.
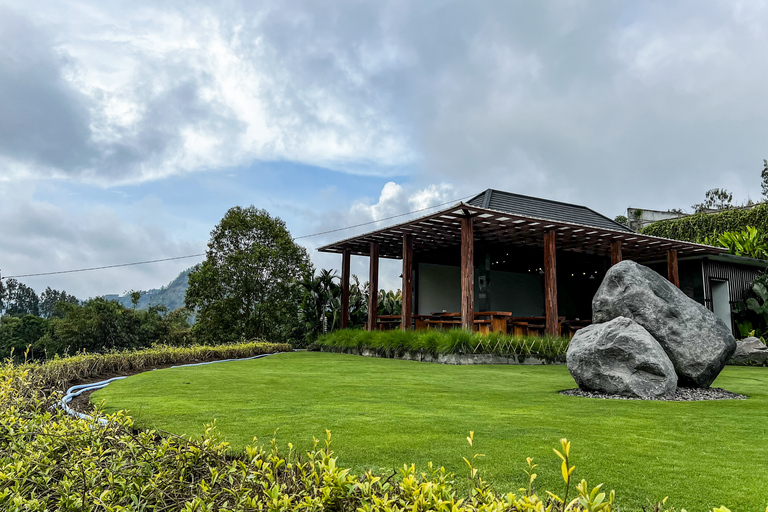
[315, 328, 569, 364]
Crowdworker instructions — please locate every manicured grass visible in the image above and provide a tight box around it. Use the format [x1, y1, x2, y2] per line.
[92, 352, 768, 511]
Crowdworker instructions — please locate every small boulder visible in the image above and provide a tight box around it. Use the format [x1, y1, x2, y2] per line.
[593, 260, 736, 388]
[729, 337, 768, 366]
[567, 316, 677, 398]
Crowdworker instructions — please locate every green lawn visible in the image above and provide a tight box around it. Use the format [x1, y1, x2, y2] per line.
[91, 351, 768, 511]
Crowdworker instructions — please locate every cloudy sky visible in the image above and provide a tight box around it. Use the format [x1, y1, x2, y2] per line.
[1, 0, 767, 298]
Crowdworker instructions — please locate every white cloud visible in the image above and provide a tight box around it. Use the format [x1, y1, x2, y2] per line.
[0, 181, 204, 299]
[0, 1, 416, 186]
[305, 181, 458, 291]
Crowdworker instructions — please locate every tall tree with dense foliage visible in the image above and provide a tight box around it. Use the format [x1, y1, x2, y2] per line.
[39, 287, 80, 319]
[0, 279, 40, 317]
[185, 206, 312, 344]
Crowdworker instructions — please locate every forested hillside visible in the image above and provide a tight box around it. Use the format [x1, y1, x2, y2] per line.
[104, 268, 193, 311]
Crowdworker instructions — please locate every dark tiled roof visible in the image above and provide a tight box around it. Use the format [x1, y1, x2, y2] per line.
[466, 189, 633, 232]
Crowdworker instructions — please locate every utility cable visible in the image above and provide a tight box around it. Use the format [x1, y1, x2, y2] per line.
[1, 193, 476, 279]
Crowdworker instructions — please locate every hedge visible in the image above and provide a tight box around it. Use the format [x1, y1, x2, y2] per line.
[639, 203, 768, 242]
[22, 339, 293, 391]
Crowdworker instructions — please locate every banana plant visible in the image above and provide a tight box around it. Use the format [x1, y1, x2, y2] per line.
[377, 289, 402, 315]
[715, 226, 768, 260]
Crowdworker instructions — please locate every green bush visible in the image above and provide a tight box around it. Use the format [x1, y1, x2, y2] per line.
[640, 203, 768, 243]
[0, 362, 736, 511]
[316, 329, 570, 360]
[25, 339, 292, 391]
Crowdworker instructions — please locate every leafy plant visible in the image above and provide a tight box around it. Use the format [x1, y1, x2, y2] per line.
[708, 226, 768, 260]
[377, 289, 402, 315]
[732, 273, 768, 338]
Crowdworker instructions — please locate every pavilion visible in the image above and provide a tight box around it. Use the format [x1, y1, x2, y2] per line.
[318, 189, 766, 336]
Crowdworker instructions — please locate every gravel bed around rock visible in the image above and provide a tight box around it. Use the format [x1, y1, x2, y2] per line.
[560, 387, 747, 401]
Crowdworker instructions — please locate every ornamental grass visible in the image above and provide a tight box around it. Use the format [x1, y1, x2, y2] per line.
[316, 328, 570, 360]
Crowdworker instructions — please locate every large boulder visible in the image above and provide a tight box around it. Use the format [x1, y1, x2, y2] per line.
[593, 260, 736, 387]
[567, 316, 677, 398]
[729, 337, 768, 366]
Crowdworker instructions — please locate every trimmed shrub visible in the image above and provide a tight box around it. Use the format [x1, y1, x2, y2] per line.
[24, 339, 292, 391]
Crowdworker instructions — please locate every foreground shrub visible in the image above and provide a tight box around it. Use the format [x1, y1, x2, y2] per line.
[0, 362, 737, 511]
[23, 339, 292, 391]
[317, 328, 570, 360]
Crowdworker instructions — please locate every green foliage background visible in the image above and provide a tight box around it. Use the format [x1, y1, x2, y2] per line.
[640, 203, 768, 242]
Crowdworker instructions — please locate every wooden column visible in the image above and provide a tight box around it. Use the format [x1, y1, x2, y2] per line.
[367, 242, 379, 331]
[667, 249, 680, 288]
[544, 230, 559, 336]
[340, 249, 350, 329]
[401, 234, 414, 331]
[610, 240, 623, 266]
[460, 216, 475, 331]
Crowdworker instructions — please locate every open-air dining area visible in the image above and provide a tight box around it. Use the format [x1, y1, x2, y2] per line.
[376, 312, 591, 338]
[318, 189, 758, 338]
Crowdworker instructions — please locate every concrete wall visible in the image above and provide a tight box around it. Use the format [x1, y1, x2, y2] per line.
[486, 270, 544, 316]
[417, 263, 461, 314]
[417, 263, 544, 315]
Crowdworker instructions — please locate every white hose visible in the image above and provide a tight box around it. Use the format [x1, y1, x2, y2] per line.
[61, 351, 283, 425]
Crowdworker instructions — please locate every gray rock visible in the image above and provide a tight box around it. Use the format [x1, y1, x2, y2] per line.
[566, 316, 677, 398]
[729, 337, 768, 366]
[593, 260, 737, 387]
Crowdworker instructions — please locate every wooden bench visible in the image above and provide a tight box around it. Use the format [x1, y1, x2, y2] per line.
[508, 316, 565, 337]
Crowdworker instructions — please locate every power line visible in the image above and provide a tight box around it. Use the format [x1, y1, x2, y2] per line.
[1, 193, 475, 280]
[3, 254, 205, 279]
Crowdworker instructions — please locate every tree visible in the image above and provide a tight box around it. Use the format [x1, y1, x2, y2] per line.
[0, 279, 40, 317]
[762, 159, 768, 199]
[692, 188, 733, 213]
[129, 290, 142, 309]
[39, 287, 80, 319]
[185, 206, 312, 344]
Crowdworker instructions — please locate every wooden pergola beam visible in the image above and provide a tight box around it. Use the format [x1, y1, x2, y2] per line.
[544, 230, 559, 336]
[460, 216, 474, 331]
[610, 240, 623, 266]
[367, 242, 379, 331]
[340, 249, 350, 329]
[667, 249, 680, 288]
[401, 234, 413, 331]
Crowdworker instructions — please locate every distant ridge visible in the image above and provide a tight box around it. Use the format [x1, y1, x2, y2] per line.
[103, 267, 193, 311]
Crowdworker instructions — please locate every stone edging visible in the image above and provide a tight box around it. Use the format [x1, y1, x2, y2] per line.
[318, 346, 565, 365]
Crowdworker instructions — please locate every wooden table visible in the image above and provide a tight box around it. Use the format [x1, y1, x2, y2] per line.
[426, 312, 498, 335]
[474, 311, 513, 334]
[376, 315, 401, 330]
[508, 316, 566, 337]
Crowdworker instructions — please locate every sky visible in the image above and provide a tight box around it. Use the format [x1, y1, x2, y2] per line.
[1, 0, 767, 299]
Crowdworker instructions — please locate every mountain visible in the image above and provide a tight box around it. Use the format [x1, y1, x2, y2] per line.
[104, 267, 193, 311]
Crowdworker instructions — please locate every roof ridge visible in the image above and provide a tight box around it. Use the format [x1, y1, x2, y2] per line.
[482, 188, 632, 232]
